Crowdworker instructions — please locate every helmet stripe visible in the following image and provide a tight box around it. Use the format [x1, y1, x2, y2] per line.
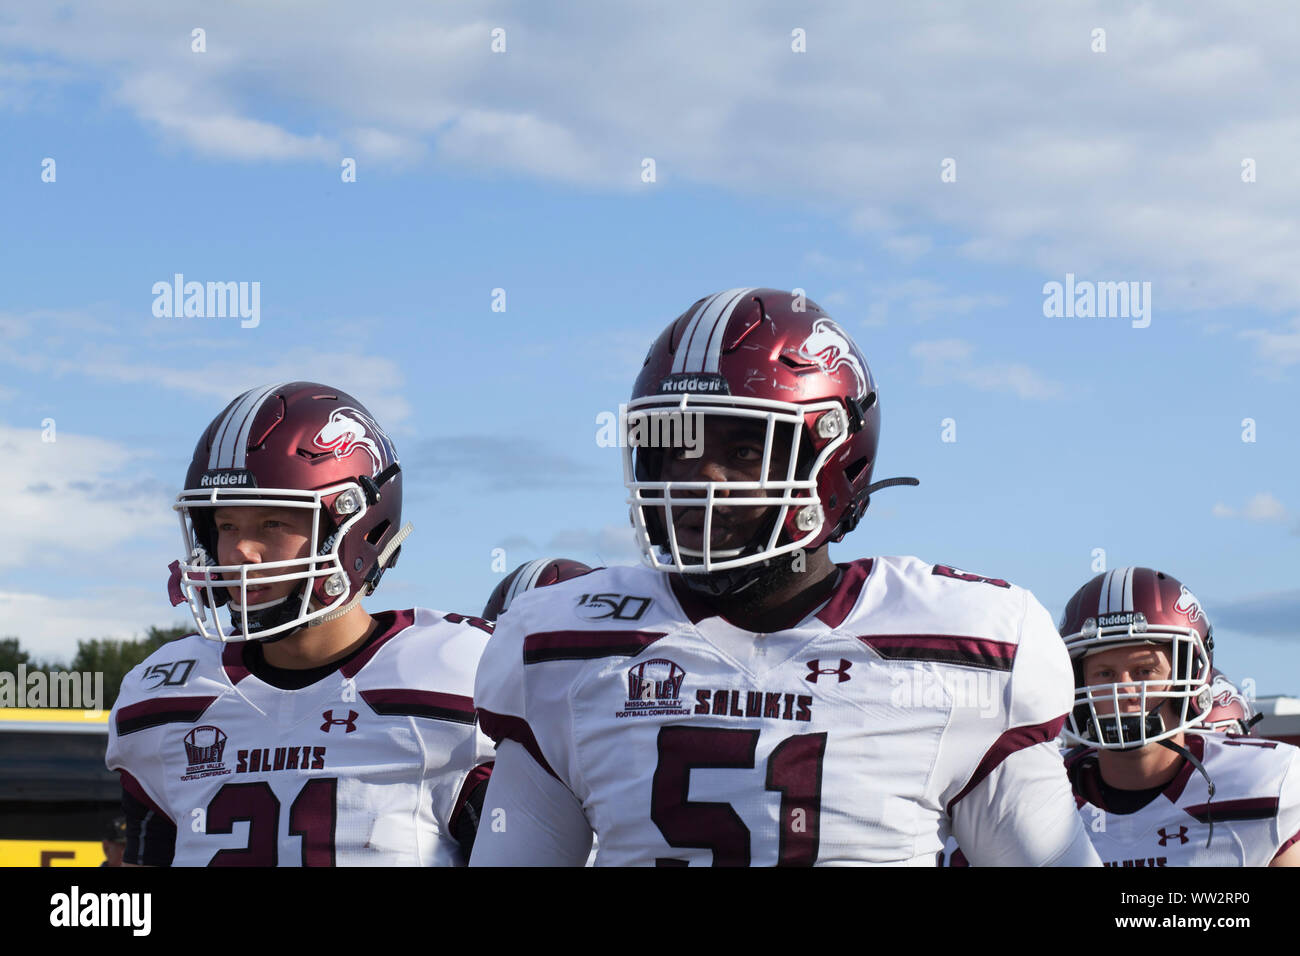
[502, 558, 551, 614]
[209, 382, 285, 469]
[674, 288, 753, 374]
[702, 288, 755, 373]
[232, 382, 289, 468]
[210, 385, 267, 469]
[671, 294, 720, 375]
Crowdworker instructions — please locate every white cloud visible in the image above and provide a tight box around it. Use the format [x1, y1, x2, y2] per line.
[0, 425, 174, 571]
[910, 338, 1064, 400]
[6, 2, 1300, 311]
[1213, 492, 1290, 524]
[0, 309, 411, 426]
[0, 589, 188, 663]
[1240, 317, 1300, 369]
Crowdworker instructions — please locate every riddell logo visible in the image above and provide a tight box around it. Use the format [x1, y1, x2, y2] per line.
[1097, 612, 1135, 627]
[657, 373, 730, 394]
[199, 469, 255, 487]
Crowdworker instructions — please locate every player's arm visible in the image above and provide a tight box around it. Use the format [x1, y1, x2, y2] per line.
[948, 593, 1100, 866]
[118, 771, 176, 867]
[446, 761, 494, 861]
[1269, 747, 1300, 866]
[468, 739, 594, 866]
[1270, 841, 1300, 867]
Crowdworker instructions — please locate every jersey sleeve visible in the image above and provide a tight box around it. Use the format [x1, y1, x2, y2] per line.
[104, 650, 186, 827]
[468, 740, 594, 866]
[472, 595, 577, 787]
[1273, 744, 1300, 862]
[947, 591, 1099, 865]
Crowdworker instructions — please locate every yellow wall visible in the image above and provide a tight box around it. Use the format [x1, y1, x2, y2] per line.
[0, 839, 106, 867]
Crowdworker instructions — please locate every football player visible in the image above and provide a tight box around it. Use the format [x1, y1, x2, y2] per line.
[1203, 669, 1260, 736]
[106, 383, 495, 865]
[1060, 566, 1300, 866]
[470, 288, 1099, 866]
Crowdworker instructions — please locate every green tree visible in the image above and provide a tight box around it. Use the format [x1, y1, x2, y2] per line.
[68, 624, 192, 711]
[0, 637, 34, 673]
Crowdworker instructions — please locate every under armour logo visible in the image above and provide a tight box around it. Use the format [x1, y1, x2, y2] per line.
[321, 709, 358, 733]
[1157, 826, 1188, 846]
[806, 659, 852, 683]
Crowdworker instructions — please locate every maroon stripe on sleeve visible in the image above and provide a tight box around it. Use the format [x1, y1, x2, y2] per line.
[340, 608, 417, 678]
[859, 634, 1018, 671]
[115, 695, 219, 736]
[1272, 828, 1300, 862]
[476, 709, 560, 781]
[360, 688, 476, 724]
[222, 642, 250, 685]
[1182, 797, 1280, 824]
[946, 715, 1067, 814]
[449, 761, 495, 833]
[119, 769, 174, 824]
[816, 559, 873, 629]
[523, 630, 666, 664]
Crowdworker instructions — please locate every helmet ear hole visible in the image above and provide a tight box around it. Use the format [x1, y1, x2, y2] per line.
[365, 519, 391, 546]
[844, 457, 870, 484]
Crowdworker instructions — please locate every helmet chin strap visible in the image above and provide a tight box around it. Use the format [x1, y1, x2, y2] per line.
[228, 584, 305, 644]
[1157, 736, 1215, 848]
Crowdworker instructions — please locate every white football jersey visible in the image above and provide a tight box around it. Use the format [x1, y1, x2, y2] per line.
[1068, 732, 1300, 866]
[106, 608, 495, 866]
[474, 556, 1092, 866]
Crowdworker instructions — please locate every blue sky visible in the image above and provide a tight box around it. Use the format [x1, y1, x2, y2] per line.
[1, 2, 1296, 695]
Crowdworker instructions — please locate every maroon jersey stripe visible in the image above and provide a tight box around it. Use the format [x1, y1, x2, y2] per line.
[946, 715, 1066, 814]
[222, 642, 251, 685]
[523, 630, 667, 664]
[1182, 797, 1280, 823]
[815, 559, 873, 629]
[115, 695, 219, 736]
[340, 608, 417, 678]
[477, 709, 561, 781]
[360, 688, 476, 724]
[858, 634, 1018, 671]
[1273, 828, 1300, 862]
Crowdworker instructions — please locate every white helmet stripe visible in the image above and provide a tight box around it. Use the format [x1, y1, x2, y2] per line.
[1099, 566, 1136, 614]
[672, 288, 755, 374]
[702, 288, 754, 373]
[502, 558, 552, 614]
[670, 295, 719, 375]
[209, 382, 286, 469]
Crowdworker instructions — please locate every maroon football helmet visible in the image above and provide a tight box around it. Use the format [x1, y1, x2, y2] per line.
[482, 558, 595, 620]
[170, 382, 411, 641]
[622, 288, 912, 585]
[1058, 567, 1214, 750]
[1204, 669, 1257, 735]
